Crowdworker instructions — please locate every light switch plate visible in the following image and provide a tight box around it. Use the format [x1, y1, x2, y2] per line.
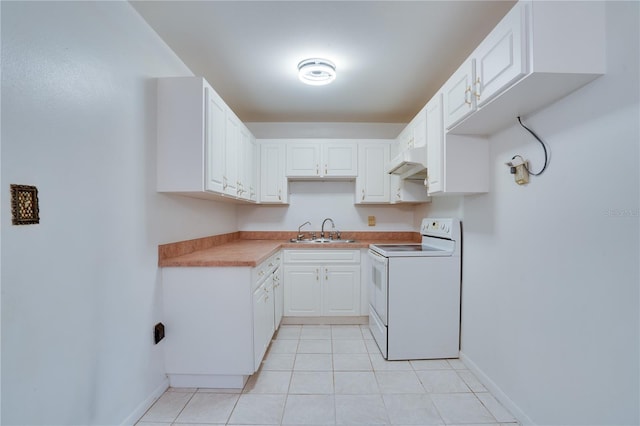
[368, 216, 376, 226]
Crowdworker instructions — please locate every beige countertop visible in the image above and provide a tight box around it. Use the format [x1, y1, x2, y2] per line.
[158, 231, 420, 267]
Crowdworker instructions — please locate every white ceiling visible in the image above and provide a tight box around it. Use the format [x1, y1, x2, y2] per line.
[131, 1, 516, 124]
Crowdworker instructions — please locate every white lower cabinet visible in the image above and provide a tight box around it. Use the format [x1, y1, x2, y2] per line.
[161, 251, 281, 388]
[283, 250, 361, 317]
[252, 274, 275, 371]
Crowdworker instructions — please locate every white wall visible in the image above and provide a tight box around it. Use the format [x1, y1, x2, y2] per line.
[1, 2, 237, 425]
[238, 180, 417, 232]
[460, 2, 639, 424]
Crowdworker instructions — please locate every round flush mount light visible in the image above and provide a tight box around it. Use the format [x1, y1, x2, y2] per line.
[297, 58, 336, 86]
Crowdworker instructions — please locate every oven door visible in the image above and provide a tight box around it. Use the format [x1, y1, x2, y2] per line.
[368, 249, 388, 325]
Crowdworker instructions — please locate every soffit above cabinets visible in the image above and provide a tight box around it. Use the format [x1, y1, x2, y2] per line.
[130, 1, 516, 123]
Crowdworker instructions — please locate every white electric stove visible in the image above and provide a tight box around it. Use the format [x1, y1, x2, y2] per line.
[368, 218, 462, 360]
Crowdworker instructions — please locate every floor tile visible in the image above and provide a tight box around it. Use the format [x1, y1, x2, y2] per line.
[409, 359, 451, 370]
[457, 370, 487, 393]
[282, 394, 335, 424]
[446, 359, 467, 370]
[276, 325, 302, 340]
[335, 394, 389, 425]
[139, 391, 193, 422]
[333, 354, 372, 371]
[382, 393, 443, 425]
[196, 387, 242, 394]
[416, 370, 470, 393]
[375, 371, 425, 394]
[290, 371, 334, 394]
[430, 393, 496, 424]
[244, 371, 291, 394]
[294, 353, 333, 371]
[269, 339, 299, 354]
[365, 339, 382, 354]
[174, 392, 238, 424]
[297, 339, 332, 354]
[262, 353, 296, 371]
[300, 325, 332, 339]
[138, 324, 518, 426]
[333, 339, 368, 354]
[360, 325, 374, 340]
[334, 371, 379, 394]
[476, 393, 518, 423]
[370, 353, 413, 371]
[227, 394, 286, 425]
[332, 325, 364, 339]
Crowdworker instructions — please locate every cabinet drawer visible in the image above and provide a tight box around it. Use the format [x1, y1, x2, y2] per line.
[284, 250, 360, 264]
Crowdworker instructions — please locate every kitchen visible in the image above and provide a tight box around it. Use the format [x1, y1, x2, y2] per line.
[1, 1, 638, 426]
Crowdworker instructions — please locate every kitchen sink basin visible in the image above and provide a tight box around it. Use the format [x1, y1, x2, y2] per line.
[289, 238, 356, 244]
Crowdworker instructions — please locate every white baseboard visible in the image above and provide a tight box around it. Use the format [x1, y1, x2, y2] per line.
[121, 377, 169, 426]
[459, 351, 534, 425]
[281, 316, 368, 325]
[168, 373, 248, 389]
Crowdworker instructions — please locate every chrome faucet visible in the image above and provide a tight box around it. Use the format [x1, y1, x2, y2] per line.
[297, 221, 312, 240]
[320, 218, 335, 239]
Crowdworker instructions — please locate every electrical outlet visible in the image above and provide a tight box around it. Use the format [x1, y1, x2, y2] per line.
[154, 322, 165, 344]
[368, 216, 376, 226]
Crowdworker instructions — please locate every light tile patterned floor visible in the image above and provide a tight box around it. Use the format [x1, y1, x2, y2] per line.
[136, 324, 519, 425]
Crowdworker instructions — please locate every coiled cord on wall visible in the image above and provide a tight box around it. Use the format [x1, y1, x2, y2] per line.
[517, 116, 549, 176]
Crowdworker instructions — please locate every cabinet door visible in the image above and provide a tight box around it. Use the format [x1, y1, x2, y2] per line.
[224, 112, 239, 196]
[273, 268, 283, 330]
[284, 265, 321, 316]
[323, 265, 360, 316]
[323, 142, 357, 177]
[425, 94, 444, 194]
[236, 125, 250, 199]
[356, 143, 390, 204]
[391, 175, 430, 204]
[204, 86, 226, 193]
[259, 143, 288, 204]
[286, 143, 320, 177]
[412, 108, 427, 148]
[253, 277, 275, 370]
[442, 58, 475, 129]
[248, 135, 257, 201]
[474, 1, 527, 107]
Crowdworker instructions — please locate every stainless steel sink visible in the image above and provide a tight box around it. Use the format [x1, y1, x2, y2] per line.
[289, 238, 356, 244]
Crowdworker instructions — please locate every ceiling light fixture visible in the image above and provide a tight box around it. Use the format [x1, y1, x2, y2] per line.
[297, 58, 336, 86]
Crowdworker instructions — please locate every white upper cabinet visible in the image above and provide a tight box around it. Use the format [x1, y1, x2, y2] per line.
[259, 141, 288, 204]
[444, 0, 605, 135]
[205, 87, 227, 194]
[425, 94, 444, 194]
[473, 1, 526, 108]
[286, 140, 357, 178]
[355, 142, 391, 204]
[224, 111, 240, 197]
[157, 76, 257, 203]
[286, 143, 320, 177]
[390, 175, 430, 204]
[442, 58, 476, 129]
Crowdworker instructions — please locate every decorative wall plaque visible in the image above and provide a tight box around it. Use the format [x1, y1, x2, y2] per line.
[11, 184, 40, 225]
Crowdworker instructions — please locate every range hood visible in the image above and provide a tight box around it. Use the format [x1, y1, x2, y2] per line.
[387, 147, 427, 180]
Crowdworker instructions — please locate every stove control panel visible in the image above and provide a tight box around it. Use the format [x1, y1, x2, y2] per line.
[420, 218, 456, 239]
